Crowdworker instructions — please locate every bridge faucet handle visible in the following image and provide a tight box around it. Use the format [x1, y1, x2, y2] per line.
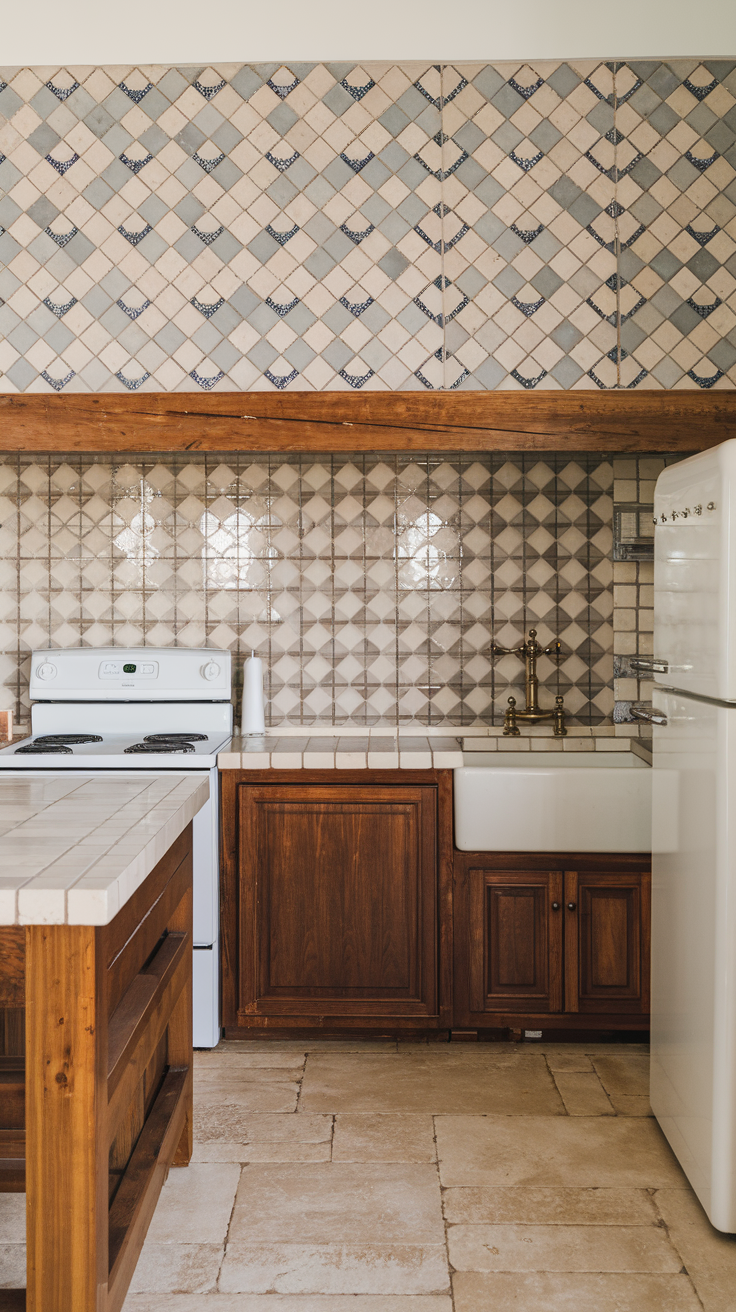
[543, 639, 563, 658]
[490, 641, 513, 657]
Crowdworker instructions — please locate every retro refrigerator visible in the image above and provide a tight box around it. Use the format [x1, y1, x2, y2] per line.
[649, 438, 736, 1231]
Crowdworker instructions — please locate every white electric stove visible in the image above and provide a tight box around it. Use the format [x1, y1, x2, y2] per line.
[0, 647, 233, 1047]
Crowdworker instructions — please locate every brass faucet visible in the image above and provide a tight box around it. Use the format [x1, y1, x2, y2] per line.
[490, 627, 567, 737]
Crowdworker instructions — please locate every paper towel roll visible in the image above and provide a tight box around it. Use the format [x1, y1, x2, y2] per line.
[241, 651, 266, 736]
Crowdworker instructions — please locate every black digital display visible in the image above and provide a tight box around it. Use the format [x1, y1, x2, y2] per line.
[123, 663, 136, 673]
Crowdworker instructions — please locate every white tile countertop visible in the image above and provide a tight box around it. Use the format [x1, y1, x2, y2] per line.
[0, 774, 208, 927]
[217, 728, 649, 770]
[217, 735, 465, 770]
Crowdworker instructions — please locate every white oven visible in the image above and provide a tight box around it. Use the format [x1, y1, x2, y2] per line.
[0, 647, 233, 1047]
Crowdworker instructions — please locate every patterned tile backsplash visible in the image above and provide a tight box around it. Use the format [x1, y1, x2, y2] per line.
[0, 59, 735, 393]
[0, 450, 678, 730]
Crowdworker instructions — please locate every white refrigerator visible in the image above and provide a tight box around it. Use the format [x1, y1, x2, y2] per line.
[649, 438, 736, 1232]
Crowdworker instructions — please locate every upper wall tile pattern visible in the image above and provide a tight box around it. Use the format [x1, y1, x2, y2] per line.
[1, 59, 735, 393]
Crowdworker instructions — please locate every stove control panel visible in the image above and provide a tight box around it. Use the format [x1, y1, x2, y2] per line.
[100, 660, 158, 678]
[30, 647, 232, 701]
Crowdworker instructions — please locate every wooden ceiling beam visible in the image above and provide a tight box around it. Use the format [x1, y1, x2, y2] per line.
[0, 391, 734, 453]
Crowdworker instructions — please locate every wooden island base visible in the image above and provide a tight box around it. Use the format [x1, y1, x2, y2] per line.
[0, 824, 194, 1312]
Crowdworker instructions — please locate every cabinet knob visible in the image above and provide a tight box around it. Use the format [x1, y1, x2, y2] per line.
[567, 901, 577, 911]
[551, 901, 560, 910]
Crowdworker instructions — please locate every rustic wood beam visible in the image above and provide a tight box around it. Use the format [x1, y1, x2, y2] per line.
[0, 391, 733, 453]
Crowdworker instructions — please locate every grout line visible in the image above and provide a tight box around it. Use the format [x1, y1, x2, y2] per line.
[433, 1111, 456, 1307]
[650, 1189, 706, 1310]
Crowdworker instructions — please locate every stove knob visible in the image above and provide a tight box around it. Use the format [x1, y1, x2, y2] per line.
[202, 661, 221, 681]
[36, 662, 57, 681]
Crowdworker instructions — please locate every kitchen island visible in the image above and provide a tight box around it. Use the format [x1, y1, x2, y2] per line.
[0, 773, 207, 1312]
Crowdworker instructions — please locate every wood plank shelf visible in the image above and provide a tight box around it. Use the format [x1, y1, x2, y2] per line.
[0, 825, 194, 1312]
[0, 391, 733, 454]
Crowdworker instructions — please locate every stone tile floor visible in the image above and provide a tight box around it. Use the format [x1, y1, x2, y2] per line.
[2, 1039, 736, 1308]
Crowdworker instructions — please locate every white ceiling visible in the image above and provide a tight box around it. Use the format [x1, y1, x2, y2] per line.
[3, 0, 735, 66]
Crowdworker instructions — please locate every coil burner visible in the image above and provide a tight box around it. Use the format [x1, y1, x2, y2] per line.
[15, 743, 73, 754]
[144, 733, 208, 743]
[124, 742, 195, 754]
[33, 734, 104, 744]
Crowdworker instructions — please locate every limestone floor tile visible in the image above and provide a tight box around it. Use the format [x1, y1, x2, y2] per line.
[218, 1242, 450, 1295]
[436, 1116, 688, 1189]
[655, 1186, 736, 1312]
[452, 1271, 703, 1311]
[195, 1052, 307, 1070]
[194, 1067, 304, 1085]
[194, 1082, 299, 1121]
[192, 1140, 331, 1163]
[299, 1051, 563, 1114]
[191, 1108, 333, 1162]
[222, 1040, 398, 1053]
[544, 1051, 595, 1073]
[144, 1162, 240, 1244]
[0, 1195, 25, 1241]
[552, 1071, 615, 1116]
[124, 1297, 453, 1310]
[609, 1094, 653, 1117]
[332, 1115, 436, 1162]
[442, 1187, 658, 1225]
[0, 1243, 26, 1287]
[228, 1162, 444, 1244]
[198, 1112, 331, 1142]
[126, 1243, 223, 1294]
[447, 1222, 682, 1272]
[592, 1052, 650, 1097]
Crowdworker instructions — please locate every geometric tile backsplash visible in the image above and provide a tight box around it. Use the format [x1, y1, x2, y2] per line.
[0, 450, 676, 730]
[1, 59, 735, 394]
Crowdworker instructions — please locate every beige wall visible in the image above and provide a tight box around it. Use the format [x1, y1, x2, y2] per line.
[4, 0, 736, 65]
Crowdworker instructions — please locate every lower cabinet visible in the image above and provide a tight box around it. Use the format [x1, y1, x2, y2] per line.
[220, 771, 453, 1034]
[453, 853, 651, 1032]
[220, 769, 650, 1037]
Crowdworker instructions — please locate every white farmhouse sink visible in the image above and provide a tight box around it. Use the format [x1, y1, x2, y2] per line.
[454, 752, 652, 853]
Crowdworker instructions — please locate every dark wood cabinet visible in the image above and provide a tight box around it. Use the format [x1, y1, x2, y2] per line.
[470, 869, 564, 1016]
[454, 853, 651, 1034]
[220, 767, 650, 1038]
[220, 770, 453, 1035]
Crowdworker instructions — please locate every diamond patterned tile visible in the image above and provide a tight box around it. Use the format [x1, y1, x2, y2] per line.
[1, 60, 734, 391]
[0, 450, 627, 729]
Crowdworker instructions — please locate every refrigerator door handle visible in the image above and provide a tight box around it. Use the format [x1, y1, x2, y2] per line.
[630, 656, 669, 674]
[631, 706, 668, 726]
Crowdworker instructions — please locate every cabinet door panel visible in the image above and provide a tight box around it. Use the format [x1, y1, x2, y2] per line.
[238, 784, 438, 1020]
[566, 869, 650, 1015]
[469, 870, 563, 1015]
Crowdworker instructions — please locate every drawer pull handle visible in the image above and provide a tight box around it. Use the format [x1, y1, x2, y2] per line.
[551, 901, 560, 910]
[567, 901, 577, 911]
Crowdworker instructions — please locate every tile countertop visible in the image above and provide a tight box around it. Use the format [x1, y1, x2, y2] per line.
[218, 735, 465, 770]
[217, 732, 650, 769]
[0, 774, 208, 928]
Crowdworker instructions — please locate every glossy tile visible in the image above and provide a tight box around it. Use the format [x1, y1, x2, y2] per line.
[0, 450, 652, 731]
